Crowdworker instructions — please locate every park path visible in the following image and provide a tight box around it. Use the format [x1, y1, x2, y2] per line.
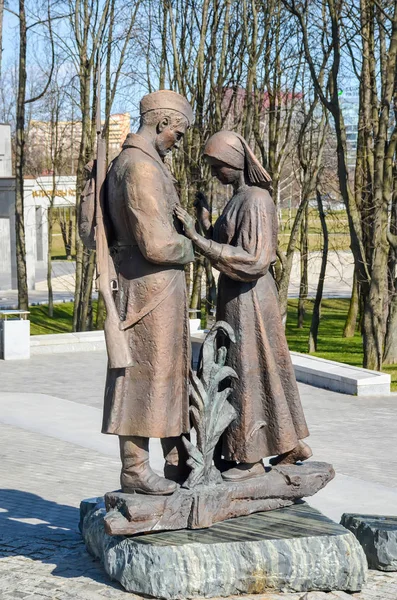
[0, 350, 396, 599]
[0, 251, 354, 309]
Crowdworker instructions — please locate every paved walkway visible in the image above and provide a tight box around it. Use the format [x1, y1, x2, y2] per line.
[0, 350, 396, 599]
[0, 251, 354, 308]
[0, 262, 76, 308]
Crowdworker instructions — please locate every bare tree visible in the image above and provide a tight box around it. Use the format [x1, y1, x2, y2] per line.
[153, 0, 245, 317]
[59, 207, 74, 259]
[308, 189, 329, 352]
[12, 0, 55, 310]
[298, 202, 309, 328]
[283, 0, 397, 370]
[343, 272, 359, 337]
[65, 0, 110, 330]
[0, 0, 4, 79]
[45, 82, 70, 316]
[27, 76, 71, 316]
[63, 0, 145, 331]
[93, 0, 141, 330]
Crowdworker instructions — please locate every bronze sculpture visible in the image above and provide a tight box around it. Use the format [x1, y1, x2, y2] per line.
[86, 111, 334, 536]
[101, 90, 195, 495]
[175, 130, 312, 482]
[80, 93, 336, 553]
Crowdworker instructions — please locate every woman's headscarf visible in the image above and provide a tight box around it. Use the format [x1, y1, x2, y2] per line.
[203, 130, 272, 189]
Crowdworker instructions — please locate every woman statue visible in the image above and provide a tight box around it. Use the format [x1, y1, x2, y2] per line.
[175, 130, 312, 483]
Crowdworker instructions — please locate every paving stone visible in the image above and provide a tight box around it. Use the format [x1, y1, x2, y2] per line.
[0, 593, 32, 599]
[1, 355, 397, 600]
[352, 570, 397, 598]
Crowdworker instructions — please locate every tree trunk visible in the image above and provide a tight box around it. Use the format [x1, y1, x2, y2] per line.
[384, 173, 397, 364]
[60, 208, 73, 259]
[47, 205, 54, 317]
[15, 0, 29, 310]
[159, 0, 168, 89]
[205, 258, 216, 315]
[383, 280, 397, 364]
[190, 256, 204, 319]
[96, 292, 106, 330]
[343, 271, 359, 337]
[277, 196, 309, 324]
[362, 297, 381, 369]
[0, 0, 4, 79]
[79, 250, 96, 331]
[308, 191, 328, 353]
[298, 204, 308, 328]
[67, 215, 73, 258]
[361, 0, 397, 369]
[73, 64, 92, 331]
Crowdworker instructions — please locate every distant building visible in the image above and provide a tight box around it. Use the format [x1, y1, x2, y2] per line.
[0, 175, 76, 291]
[106, 113, 131, 155]
[0, 124, 12, 177]
[339, 83, 360, 167]
[0, 113, 131, 292]
[0, 123, 78, 290]
[27, 113, 131, 175]
[222, 87, 303, 133]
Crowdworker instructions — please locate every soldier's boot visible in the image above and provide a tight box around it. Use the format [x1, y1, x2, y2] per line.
[161, 435, 191, 484]
[119, 435, 177, 495]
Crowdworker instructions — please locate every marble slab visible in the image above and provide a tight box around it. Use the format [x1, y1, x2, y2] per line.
[80, 501, 367, 599]
[191, 332, 391, 395]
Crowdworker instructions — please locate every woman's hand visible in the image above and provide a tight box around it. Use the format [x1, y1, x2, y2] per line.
[194, 192, 211, 231]
[194, 191, 210, 213]
[174, 205, 197, 240]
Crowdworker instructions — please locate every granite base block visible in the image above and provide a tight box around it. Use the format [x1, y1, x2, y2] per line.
[81, 502, 367, 599]
[341, 513, 397, 571]
[104, 461, 335, 536]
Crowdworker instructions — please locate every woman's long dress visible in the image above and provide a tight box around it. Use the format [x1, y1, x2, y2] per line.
[208, 185, 309, 463]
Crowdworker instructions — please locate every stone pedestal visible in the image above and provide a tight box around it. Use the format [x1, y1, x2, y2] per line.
[341, 513, 397, 571]
[80, 501, 367, 599]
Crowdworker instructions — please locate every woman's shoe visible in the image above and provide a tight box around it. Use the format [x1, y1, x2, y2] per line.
[221, 461, 265, 482]
[269, 440, 313, 466]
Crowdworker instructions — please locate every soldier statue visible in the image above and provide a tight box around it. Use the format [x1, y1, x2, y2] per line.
[101, 91, 195, 495]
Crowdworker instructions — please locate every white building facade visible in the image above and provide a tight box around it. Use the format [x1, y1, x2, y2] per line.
[0, 124, 76, 291]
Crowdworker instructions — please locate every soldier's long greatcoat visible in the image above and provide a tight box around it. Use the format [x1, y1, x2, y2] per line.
[102, 133, 194, 439]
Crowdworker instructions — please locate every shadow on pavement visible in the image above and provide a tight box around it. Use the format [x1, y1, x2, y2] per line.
[0, 488, 122, 589]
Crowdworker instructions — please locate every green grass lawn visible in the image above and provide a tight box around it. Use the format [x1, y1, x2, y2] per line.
[29, 298, 397, 391]
[286, 298, 362, 362]
[29, 302, 98, 335]
[278, 208, 351, 252]
[30, 303, 75, 335]
[286, 298, 397, 392]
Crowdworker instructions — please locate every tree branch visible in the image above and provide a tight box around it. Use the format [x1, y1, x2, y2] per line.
[25, 0, 55, 104]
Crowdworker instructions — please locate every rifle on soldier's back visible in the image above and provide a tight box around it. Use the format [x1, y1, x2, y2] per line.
[95, 61, 133, 369]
